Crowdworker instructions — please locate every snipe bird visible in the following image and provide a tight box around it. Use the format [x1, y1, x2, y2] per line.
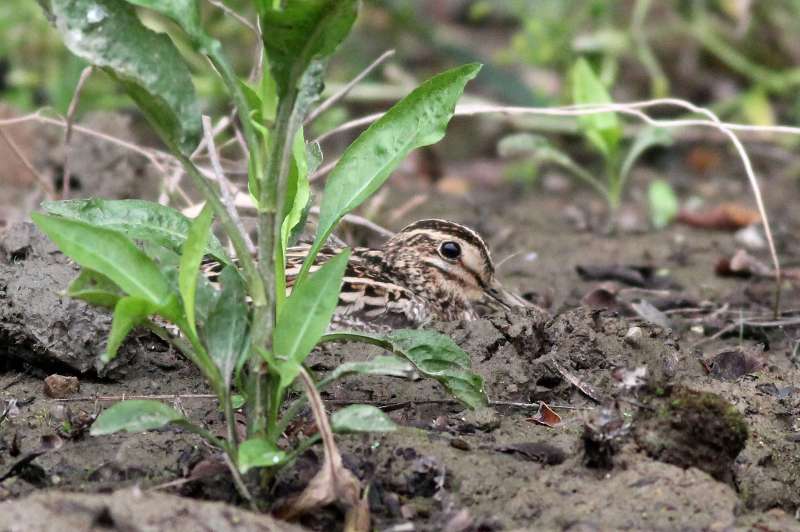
[208, 219, 529, 331]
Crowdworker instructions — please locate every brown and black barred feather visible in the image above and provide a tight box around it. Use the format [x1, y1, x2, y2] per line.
[202, 219, 529, 332]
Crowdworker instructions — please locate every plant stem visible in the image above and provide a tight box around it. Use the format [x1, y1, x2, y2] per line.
[175, 153, 265, 306]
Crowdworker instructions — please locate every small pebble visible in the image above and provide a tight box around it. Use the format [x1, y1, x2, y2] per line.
[461, 407, 501, 432]
[43, 374, 80, 398]
[450, 438, 471, 451]
[624, 326, 643, 348]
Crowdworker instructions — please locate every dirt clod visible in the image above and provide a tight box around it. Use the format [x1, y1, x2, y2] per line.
[43, 374, 79, 398]
[634, 386, 748, 482]
[0, 222, 155, 374]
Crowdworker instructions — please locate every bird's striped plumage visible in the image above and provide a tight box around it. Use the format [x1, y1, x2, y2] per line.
[207, 219, 528, 331]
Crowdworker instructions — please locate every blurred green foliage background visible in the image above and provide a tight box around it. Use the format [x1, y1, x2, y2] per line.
[4, 0, 800, 127]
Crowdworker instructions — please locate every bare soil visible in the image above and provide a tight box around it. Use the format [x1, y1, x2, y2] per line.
[1, 120, 799, 531]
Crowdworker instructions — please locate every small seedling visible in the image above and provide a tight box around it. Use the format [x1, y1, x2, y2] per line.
[571, 58, 672, 220]
[33, 0, 487, 511]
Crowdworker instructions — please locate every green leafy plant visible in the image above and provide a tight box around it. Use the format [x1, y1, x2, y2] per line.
[647, 179, 679, 229]
[33, 0, 486, 507]
[570, 57, 672, 219]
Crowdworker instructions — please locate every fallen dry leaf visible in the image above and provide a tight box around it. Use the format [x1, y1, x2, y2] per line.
[529, 401, 562, 428]
[676, 203, 761, 231]
[715, 249, 772, 278]
[703, 348, 765, 380]
[277, 369, 368, 532]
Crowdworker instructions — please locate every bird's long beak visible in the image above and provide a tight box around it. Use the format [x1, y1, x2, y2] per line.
[483, 277, 530, 310]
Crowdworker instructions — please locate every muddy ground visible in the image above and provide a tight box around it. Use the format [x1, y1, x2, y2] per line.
[1, 114, 799, 531]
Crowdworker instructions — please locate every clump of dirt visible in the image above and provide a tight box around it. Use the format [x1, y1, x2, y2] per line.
[634, 385, 748, 482]
[0, 222, 160, 375]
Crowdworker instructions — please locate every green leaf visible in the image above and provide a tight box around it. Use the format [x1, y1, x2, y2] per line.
[179, 204, 214, 335]
[273, 250, 350, 389]
[40, 0, 201, 154]
[31, 212, 178, 315]
[238, 437, 287, 474]
[104, 296, 156, 363]
[120, 0, 202, 38]
[331, 404, 397, 434]
[572, 58, 621, 158]
[42, 199, 228, 263]
[205, 266, 249, 387]
[281, 129, 312, 251]
[648, 179, 679, 229]
[139, 242, 219, 326]
[309, 63, 481, 273]
[386, 329, 487, 409]
[321, 330, 488, 410]
[261, 0, 358, 97]
[496, 132, 552, 158]
[90, 400, 185, 435]
[67, 269, 125, 308]
[318, 356, 416, 389]
[620, 127, 672, 182]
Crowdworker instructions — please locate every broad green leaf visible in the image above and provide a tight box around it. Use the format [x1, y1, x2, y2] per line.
[179, 205, 214, 334]
[331, 404, 397, 434]
[321, 330, 488, 410]
[648, 179, 679, 229]
[205, 266, 249, 387]
[238, 437, 287, 473]
[386, 329, 487, 409]
[572, 58, 621, 159]
[40, 0, 201, 154]
[103, 296, 156, 363]
[318, 356, 416, 389]
[261, 0, 358, 97]
[90, 399, 184, 435]
[31, 213, 178, 315]
[313, 64, 481, 258]
[139, 241, 219, 326]
[120, 0, 202, 39]
[67, 269, 124, 308]
[42, 199, 228, 263]
[620, 127, 672, 182]
[273, 250, 350, 389]
[281, 129, 312, 251]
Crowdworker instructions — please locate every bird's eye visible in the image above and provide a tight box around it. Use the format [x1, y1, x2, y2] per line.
[439, 241, 461, 260]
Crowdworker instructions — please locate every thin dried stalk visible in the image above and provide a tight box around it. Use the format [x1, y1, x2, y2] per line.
[305, 49, 395, 125]
[62, 66, 94, 199]
[0, 129, 55, 199]
[202, 115, 255, 254]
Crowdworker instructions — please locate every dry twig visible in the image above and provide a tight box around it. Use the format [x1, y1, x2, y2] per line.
[202, 115, 255, 254]
[305, 49, 395, 125]
[62, 66, 94, 199]
[0, 128, 55, 199]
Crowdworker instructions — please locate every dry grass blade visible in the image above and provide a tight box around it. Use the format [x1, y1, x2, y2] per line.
[62, 66, 94, 199]
[305, 49, 396, 125]
[0, 128, 55, 199]
[279, 367, 368, 531]
[201, 115, 255, 254]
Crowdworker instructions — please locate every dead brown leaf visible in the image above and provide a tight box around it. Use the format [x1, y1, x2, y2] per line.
[277, 368, 368, 531]
[715, 249, 772, 278]
[529, 401, 561, 428]
[676, 203, 761, 231]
